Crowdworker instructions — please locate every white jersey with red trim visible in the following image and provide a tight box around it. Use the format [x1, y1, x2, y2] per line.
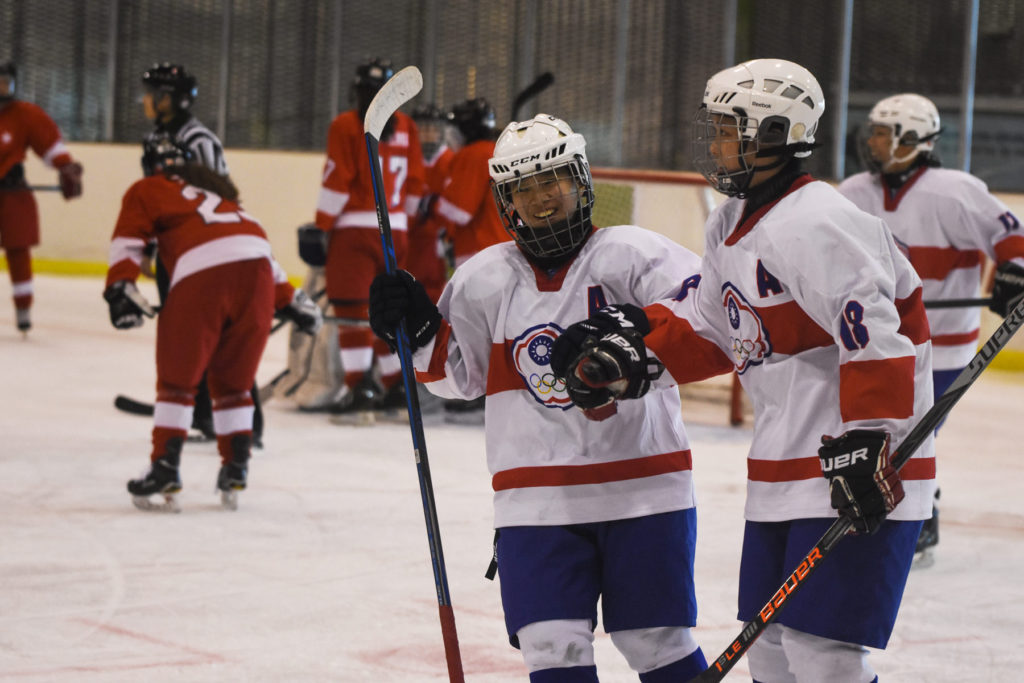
[412, 225, 701, 528]
[644, 176, 936, 523]
[839, 167, 1024, 370]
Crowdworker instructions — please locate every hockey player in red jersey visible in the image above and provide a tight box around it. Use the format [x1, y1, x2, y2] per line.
[405, 103, 454, 303]
[433, 97, 511, 266]
[0, 62, 83, 333]
[315, 58, 426, 422]
[840, 93, 1024, 565]
[105, 134, 321, 512]
[552, 59, 936, 682]
[369, 115, 709, 682]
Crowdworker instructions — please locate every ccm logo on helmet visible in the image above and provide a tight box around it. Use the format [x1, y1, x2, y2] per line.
[820, 447, 869, 472]
[510, 153, 541, 167]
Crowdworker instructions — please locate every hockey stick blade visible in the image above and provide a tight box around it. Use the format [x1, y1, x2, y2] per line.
[114, 394, 154, 416]
[511, 71, 554, 120]
[689, 294, 1024, 683]
[924, 297, 993, 309]
[364, 66, 423, 141]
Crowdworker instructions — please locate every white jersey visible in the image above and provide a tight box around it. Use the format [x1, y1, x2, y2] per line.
[413, 226, 701, 528]
[645, 176, 936, 523]
[839, 167, 1024, 370]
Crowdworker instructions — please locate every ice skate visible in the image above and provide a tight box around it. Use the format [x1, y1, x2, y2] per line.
[216, 462, 247, 510]
[216, 435, 251, 511]
[16, 308, 30, 336]
[912, 489, 940, 569]
[328, 376, 378, 426]
[127, 454, 182, 513]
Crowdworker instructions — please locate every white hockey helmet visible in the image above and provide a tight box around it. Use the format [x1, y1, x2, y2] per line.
[866, 93, 941, 171]
[693, 58, 825, 196]
[489, 114, 594, 260]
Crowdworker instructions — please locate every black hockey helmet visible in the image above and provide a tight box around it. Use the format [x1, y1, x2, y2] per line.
[141, 63, 198, 111]
[0, 62, 16, 101]
[141, 132, 194, 176]
[352, 58, 394, 98]
[412, 103, 445, 123]
[447, 98, 497, 144]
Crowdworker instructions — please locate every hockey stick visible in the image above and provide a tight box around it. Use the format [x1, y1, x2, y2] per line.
[689, 293, 1024, 683]
[924, 297, 993, 309]
[0, 185, 61, 192]
[114, 394, 154, 416]
[365, 65, 465, 683]
[511, 71, 554, 120]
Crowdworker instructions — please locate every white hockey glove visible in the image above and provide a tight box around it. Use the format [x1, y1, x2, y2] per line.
[102, 280, 155, 330]
[277, 288, 323, 336]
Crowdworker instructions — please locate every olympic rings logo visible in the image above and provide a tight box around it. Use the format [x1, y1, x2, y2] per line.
[529, 372, 566, 394]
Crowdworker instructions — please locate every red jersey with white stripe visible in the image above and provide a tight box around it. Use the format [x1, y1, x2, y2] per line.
[315, 110, 425, 233]
[0, 100, 74, 177]
[106, 174, 292, 307]
[413, 226, 700, 527]
[839, 167, 1024, 370]
[645, 176, 936, 523]
[433, 139, 510, 262]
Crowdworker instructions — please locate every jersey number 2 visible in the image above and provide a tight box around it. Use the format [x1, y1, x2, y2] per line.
[182, 185, 254, 224]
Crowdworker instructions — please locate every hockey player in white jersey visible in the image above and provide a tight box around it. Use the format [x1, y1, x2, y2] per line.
[369, 115, 708, 682]
[552, 60, 937, 683]
[840, 93, 1024, 564]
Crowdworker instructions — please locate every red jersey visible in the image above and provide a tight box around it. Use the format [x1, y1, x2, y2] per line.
[425, 145, 454, 194]
[107, 174, 292, 307]
[0, 100, 74, 178]
[315, 110, 426, 233]
[434, 139, 510, 261]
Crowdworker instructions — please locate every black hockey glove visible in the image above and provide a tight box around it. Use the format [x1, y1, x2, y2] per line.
[277, 288, 323, 335]
[550, 304, 651, 379]
[561, 329, 663, 421]
[369, 269, 441, 353]
[818, 429, 904, 535]
[102, 280, 156, 330]
[988, 261, 1024, 317]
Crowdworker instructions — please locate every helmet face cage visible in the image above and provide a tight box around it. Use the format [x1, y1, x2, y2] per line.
[0, 62, 16, 100]
[352, 58, 394, 98]
[412, 103, 447, 158]
[141, 63, 197, 110]
[491, 158, 594, 259]
[692, 106, 761, 197]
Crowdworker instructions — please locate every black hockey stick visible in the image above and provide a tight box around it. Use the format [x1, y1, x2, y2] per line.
[924, 297, 993, 309]
[365, 65, 465, 683]
[689, 293, 1024, 683]
[114, 394, 154, 416]
[511, 71, 554, 120]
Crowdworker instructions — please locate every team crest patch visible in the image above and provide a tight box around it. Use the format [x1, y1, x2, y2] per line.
[511, 323, 572, 409]
[722, 282, 771, 374]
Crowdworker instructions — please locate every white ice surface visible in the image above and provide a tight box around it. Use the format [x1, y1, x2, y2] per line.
[1, 275, 1023, 682]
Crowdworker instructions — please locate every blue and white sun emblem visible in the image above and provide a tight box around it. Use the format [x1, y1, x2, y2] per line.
[528, 336, 553, 366]
[728, 298, 741, 329]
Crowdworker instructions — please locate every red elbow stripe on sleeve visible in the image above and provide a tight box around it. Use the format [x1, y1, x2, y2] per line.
[747, 454, 934, 482]
[895, 288, 930, 345]
[492, 449, 693, 491]
[907, 246, 982, 280]
[414, 320, 452, 383]
[756, 300, 833, 355]
[994, 235, 1024, 263]
[839, 356, 916, 421]
[105, 261, 139, 287]
[645, 303, 734, 383]
[486, 340, 527, 395]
